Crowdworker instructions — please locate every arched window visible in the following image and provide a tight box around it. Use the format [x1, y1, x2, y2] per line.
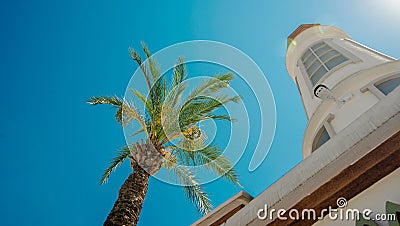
[375, 76, 400, 95]
[312, 126, 330, 152]
[301, 41, 349, 86]
[360, 73, 400, 100]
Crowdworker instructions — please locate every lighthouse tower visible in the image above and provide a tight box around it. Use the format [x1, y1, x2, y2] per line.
[193, 24, 400, 226]
[286, 24, 400, 158]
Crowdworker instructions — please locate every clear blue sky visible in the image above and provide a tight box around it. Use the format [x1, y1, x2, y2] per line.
[1, 0, 399, 225]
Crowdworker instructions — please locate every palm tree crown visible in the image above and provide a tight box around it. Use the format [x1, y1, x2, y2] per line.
[87, 42, 241, 218]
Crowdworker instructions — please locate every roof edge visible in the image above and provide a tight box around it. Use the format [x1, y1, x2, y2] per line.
[287, 24, 320, 48]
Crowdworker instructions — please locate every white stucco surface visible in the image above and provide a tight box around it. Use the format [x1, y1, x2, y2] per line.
[314, 167, 400, 226]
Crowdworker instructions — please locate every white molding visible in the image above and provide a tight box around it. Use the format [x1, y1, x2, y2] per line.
[343, 38, 397, 61]
[360, 72, 400, 100]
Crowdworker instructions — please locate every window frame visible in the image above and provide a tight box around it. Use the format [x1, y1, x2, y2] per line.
[298, 38, 359, 98]
[360, 72, 400, 100]
[311, 114, 335, 153]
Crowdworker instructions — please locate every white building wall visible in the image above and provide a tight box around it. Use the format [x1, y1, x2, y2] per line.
[314, 166, 400, 226]
[302, 61, 400, 158]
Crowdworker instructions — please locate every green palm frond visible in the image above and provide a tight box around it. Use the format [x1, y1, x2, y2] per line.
[161, 95, 240, 144]
[181, 94, 240, 114]
[175, 145, 240, 186]
[129, 128, 145, 138]
[182, 185, 211, 215]
[115, 107, 123, 124]
[170, 164, 212, 214]
[166, 57, 188, 109]
[172, 57, 187, 86]
[129, 88, 153, 117]
[140, 41, 160, 82]
[100, 145, 131, 185]
[122, 101, 148, 135]
[178, 95, 240, 130]
[147, 76, 167, 140]
[168, 83, 187, 109]
[183, 73, 234, 104]
[202, 114, 234, 121]
[207, 73, 234, 92]
[87, 96, 124, 124]
[86, 96, 123, 107]
[129, 86, 165, 142]
[129, 47, 152, 90]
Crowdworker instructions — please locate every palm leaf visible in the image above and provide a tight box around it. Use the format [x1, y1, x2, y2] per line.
[140, 41, 160, 82]
[100, 145, 131, 184]
[122, 101, 148, 135]
[161, 57, 188, 110]
[147, 76, 167, 141]
[169, 164, 212, 214]
[86, 96, 123, 107]
[183, 73, 234, 104]
[178, 95, 240, 130]
[87, 96, 124, 124]
[129, 47, 152, 90]
[175, 145, 241, 186]
[129, 128, 145, 138]
[129, 88, 153, 119]
[172, 57, 187, 86]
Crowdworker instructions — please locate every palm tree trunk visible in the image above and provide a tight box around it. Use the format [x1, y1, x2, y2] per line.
[104, 164, 149, 226]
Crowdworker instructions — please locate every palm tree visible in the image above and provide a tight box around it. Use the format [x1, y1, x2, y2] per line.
[87, 42, 241, 226]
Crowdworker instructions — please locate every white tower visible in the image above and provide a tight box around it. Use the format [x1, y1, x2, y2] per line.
[193, 24, 400, 226]
[286, 24, 400, 158]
